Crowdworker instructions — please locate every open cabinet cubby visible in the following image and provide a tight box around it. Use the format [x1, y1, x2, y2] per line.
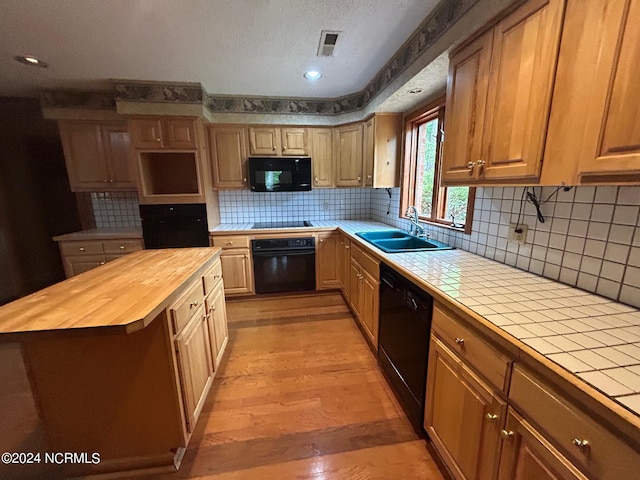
[138, 152, 201, 196]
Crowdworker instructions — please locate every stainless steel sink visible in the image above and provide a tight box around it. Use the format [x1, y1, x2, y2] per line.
[355, 231, 453, 253]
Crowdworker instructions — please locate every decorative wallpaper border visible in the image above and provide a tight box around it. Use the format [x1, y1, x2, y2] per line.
[41, 0, 479, 115]
[40, 90, 115, 110]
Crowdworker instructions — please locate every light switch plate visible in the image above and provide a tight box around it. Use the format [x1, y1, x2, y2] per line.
[508, 223, 528, 245]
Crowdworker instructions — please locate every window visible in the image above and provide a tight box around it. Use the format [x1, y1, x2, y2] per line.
[401, 99, 475, 233]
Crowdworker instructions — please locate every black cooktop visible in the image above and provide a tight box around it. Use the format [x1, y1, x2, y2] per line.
[252, 220, 313, 229]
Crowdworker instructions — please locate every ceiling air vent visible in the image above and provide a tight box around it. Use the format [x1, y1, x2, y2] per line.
[317, 30, 341, 57]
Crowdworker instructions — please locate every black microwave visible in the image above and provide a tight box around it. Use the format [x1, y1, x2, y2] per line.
[248, 157, 312, 192]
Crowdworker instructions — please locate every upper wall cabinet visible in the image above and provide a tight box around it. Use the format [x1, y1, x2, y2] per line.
[59, 121, 136, 192]
[363, 114, 402, 188]
[309, 128, 334, 188]
[543, 0, 640, 185]
[207, 126, 249, 189]
[335, 123, 364, 187]
[248, 127, 308, 156]
[129, 117, 197, 150]
[442, 0, 564, 185]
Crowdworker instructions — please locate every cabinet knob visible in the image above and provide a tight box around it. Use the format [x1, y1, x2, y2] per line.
[79, 247, 86, 252]
[283, 145, 287, 151]
[314, 176, 318, 183]
[189, 301, 199, 308]
[572, 439, 590, 450]
[467, 161, 476, 170]
[501, 430, 514, 440]
[345, 245, 350, 249]
[226, 241, 233, 246]
[477, 159, 486, 168]
[243, 178, 247, 183]
[340, 241, 344, 245]
[109, 179, 114, 183]
[155, 137, 161, 142]
[454, 337, 465, 346]
[320, 239, 325, 243]
[272, 145, 277, 151]
[357, 176, 361, 181]
[119, 245, 125, 250]
[367, 175, 372, 179]
[99, 261, 105, 265]
[486, 413, 498, 422]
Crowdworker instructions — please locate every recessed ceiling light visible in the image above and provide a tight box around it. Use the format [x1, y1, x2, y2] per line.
[14, 55, 48, 68]
[304, 70, 322, 80]
[408, 88, 423, 94]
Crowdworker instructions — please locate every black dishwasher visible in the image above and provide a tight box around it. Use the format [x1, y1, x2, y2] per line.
[378, 263, 433, 433]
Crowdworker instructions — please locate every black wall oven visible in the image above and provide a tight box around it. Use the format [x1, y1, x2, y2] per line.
[140, 204, 209, 249]
[252, 237, 315, 293]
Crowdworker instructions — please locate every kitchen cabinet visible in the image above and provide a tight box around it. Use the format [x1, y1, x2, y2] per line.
[338, 233, 351, 299]
[174, 304, 213, 432]
[57, 238, 144, 278]
[309, 128, 334, 188]
[363, 114, 402, 187]
[543, 0, 640, 185]
[335, 123, 364, 187]
[206, 283, 228, 369]
[207, 125, 249, 189]
[498, 408, 588, 480]
[248, 127, 308, 156]
[316, 231, 340, 289]
[442, 0, 564, 185]
[58, 121, 136, 191]
[129, 117, 197, 150]
[425, 336, 506, 480]
[348, 243, 380, 347]
[211, 235, 253, 296]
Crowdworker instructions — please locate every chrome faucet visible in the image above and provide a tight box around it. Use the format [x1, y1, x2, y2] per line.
[404, 206, 426, 237]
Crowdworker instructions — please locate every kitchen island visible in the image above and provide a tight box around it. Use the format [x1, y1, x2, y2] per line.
[0, 248, 227, 477]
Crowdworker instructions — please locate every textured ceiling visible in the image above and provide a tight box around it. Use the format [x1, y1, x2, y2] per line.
[1, 0, 439, 98]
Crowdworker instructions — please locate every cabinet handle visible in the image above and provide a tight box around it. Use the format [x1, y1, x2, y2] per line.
[155, 137, 161, 142]
[283, 145, 287, 151]
[477, 159, 486, 168]
[467, 161, 476, 170]
[226, 242, 233, 246]
[572, 439, 590, 450]
[79, 247, 86, 252]
[501, 430, 514, 440]
[357, 176, 361, 181]
[99, 261, 105, 265]
[189, 301, 199, 308]
[320, 239, 325, 243]
[454, 337, 465, 346]
[243, 177, 247, 183]
[272, 145, 277, 151]
[486, 413, 498, 422]
[213, 274, 221, 279]
[367, 175, 372, 179]
[314, 176, 319, 183]
[119, 245, 125, 250]
[345, 245, 350, 249]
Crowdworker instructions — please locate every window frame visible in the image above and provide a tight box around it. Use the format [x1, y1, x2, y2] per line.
[400, 97, 475, 234]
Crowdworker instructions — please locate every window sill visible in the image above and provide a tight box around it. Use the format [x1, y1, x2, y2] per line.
[402, 216, 470, 235]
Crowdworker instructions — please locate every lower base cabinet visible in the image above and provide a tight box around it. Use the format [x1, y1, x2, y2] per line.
[425, 336, 506, 480]
[206, 283, 229, 369]
[211, 236, 254, 295]
[348, 243, 380, 347]
[57, 238, 144, 278]
[317, 231, 340, 289]
[498, 409, 588, 480]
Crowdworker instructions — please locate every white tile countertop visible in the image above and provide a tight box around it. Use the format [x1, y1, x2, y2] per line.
[211, 220, 640, 417]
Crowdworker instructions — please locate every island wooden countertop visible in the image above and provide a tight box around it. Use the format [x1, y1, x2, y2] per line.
[0, 248, 220, 336]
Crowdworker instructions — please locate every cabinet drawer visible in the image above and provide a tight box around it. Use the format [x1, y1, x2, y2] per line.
[103, 239, 143, 254]
[350, 243, 379, 281]
[59, 240, 104, 256]
[171, 280, 205, 334]
[432, 305, 512, 391]
[212, 236, 250, 249]
[202, 258, 223, 295]
[509, 365, 640, 480]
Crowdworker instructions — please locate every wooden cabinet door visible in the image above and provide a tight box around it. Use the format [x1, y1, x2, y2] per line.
[175, 310, 214, 432]
[425, 336, 506, 480]
[207, 285, 228, 369]
[481, 0, 564, 182]
[336, 124, 364, 186]
[62, 255, 105, 278]
[349, 259, 362, 317]
[338, 236, 351, 298]
[316, 232, 340, 289]
[59, 122, 110, 191]
[360, 268, 379, 346]
[281, 128, 307, 155]
[101, 124, 136, 189]
[129, 119, 164, 149]
[165, 119, 197, 149]
[363, 118, 375, 186]
[310, 128, 334, 187]
[575, 0, 640, 182]
[442, 33, 492, 184]
[208, 126, 248, 188]
[249, 127, 279, 155]
[220, 250, 253, 295]
[498, 409, 589, 480]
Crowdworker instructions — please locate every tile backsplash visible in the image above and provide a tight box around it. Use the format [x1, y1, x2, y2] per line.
[219, 188, 371, 223]
[372, 186, 640, 308]
[91, 192, 141, 228]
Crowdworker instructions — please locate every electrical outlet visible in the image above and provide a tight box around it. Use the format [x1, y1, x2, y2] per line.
[508, 223, 528, 245]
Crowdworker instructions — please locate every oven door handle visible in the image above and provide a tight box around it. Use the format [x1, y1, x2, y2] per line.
[252, 250, 315, 257]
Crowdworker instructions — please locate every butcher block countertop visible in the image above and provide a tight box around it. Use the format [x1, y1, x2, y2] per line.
[0, 248, 220, 335]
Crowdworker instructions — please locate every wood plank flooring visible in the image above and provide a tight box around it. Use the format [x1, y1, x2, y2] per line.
[147, 292, 446, 479]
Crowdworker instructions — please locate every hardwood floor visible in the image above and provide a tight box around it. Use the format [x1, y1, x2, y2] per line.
[148, 292, 446, 479]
